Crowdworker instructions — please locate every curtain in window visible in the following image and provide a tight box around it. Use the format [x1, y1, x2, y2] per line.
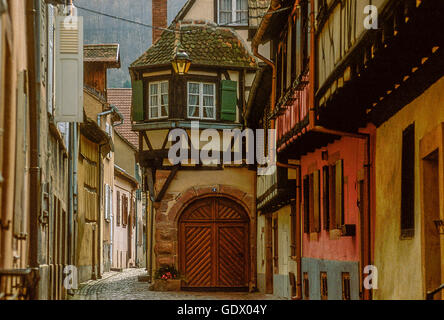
[236, 0, 248, 24]
[161, 82, 168, 117]
[203, 84, 215, 119]
[188, 83, 200, 117]
[219, 0, 232, 24]
[149, 83, 158, 118]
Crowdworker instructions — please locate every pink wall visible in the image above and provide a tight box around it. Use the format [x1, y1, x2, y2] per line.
[301, 133, 369, 262]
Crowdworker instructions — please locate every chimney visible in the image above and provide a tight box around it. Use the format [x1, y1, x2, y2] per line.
[152, 0, 167, 44]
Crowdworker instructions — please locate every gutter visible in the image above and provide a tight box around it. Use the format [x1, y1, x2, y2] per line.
[251, 0, 281, 127]
[27, 0, 41, 273]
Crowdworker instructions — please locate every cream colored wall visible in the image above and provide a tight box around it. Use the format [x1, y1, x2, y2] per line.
[182, 0, 251, 48]
[183, 0, 214, 23]
[374, 75, 444, 300]
[114, 133, 136, 177]
[84, 91, 104, 121]
[167, 167, 255, 196]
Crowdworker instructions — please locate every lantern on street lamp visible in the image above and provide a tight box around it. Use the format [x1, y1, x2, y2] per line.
[171, 45, 192, 75]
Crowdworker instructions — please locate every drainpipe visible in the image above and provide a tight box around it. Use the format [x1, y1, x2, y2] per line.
[148, 194, 154, 282]
[294, 165, 302, 299]
[27, 0, 41, 274]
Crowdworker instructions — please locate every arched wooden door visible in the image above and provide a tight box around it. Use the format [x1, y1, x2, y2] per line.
[179, 197, 250, 290]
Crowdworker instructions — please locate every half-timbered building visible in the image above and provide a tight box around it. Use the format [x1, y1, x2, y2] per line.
[129, 0, 262, 291]
[250, 0, 376, 300]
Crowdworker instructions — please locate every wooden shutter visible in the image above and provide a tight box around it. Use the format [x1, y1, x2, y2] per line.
[401, 123, 415, 237]
[329, 165, 336, 229]
[273, 217, 279, 273]
[55, 16, 83, 122]
[309, 173, 314, 233]
[220, 80, 237, 121]
[13, 71, 27, 237]
[132, 80, 144, 121]
[322, 166, 330, 230]
[122, 195, 128, 226]
[335, 159, 344, 228]
[104, 184, 109, 220]
[303, 175, 310, 233]
[116, 191, 120, 226]
[313, 170, 321, 232]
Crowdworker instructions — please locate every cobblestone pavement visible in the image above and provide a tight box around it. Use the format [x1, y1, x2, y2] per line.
[70, 268, 285, 300]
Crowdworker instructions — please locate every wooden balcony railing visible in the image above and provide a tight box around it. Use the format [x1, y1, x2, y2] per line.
[275, 73, 310, 144]
[0, 268, 39, 300]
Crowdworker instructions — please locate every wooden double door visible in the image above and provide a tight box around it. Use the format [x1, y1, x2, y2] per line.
[179, 197, 249, 290]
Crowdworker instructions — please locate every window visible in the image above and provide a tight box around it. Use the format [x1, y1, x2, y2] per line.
[218, 0, 248, 25]
[342, 272, 351, 300]
[303, 272, 309, 299]
[187, 82, 216, 120]
[303, 171, 321, 234]
[122, 195, 128, 227]
[148, 81, 168, 119]
[401, 123, 415, 238]
[329, 159, 344, 230]
[320, 272, 328, 300]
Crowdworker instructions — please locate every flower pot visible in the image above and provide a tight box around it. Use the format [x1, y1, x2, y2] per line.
[152, 279, 182, 291]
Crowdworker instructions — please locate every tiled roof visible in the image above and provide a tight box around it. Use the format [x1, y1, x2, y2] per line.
[249, 0, 270, 28]
[107, 88, 139, 149]
[84, 44, 120, 67]
[130, 20, 257, 69]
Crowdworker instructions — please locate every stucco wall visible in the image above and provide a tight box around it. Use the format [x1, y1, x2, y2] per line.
[302, 258, 360, 300]
[114, 133, 136, 177]
[301, 135, 368, 262]
[374, 75, 444, 300]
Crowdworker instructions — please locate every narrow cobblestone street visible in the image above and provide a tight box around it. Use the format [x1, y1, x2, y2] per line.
[70, 269, 285, 300]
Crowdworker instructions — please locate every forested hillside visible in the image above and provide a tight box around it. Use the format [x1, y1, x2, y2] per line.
[75, 0, 187, 88]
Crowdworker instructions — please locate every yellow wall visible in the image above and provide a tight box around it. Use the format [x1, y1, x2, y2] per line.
[167, 166, 255, 196]
[114, 133, 136, 177]
[374, 75, 444, 299]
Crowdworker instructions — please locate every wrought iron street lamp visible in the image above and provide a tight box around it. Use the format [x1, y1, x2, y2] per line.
[171, 44, 192, 75]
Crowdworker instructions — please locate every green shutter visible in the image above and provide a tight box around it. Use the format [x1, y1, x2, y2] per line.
[220, 80, 237, 121]
[132, 80, 144, 121]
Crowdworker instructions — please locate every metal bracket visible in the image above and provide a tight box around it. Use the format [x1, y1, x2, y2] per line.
[0, 219, 11, 230]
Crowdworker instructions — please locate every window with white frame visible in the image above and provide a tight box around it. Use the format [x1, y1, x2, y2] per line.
[148, 81, 169, 119]
[187, 82, 216, 120]
[219, 0, 248, 25]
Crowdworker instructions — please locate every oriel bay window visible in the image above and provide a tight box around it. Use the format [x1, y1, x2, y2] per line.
[148, 81, 169, 119]
[187, 82, 216, 120]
